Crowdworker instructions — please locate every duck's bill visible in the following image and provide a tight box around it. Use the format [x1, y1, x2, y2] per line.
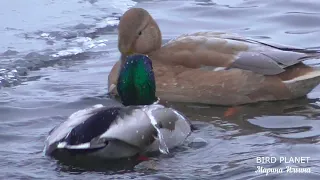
[126, 51, 149, 57]
[108, 84, 116, 93]
[108, 84, 118, 97]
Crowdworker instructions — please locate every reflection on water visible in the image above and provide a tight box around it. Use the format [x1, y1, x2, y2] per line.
[165, 97, 320, 139]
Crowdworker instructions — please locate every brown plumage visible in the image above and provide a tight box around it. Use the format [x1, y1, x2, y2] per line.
[109, 8, 320, 105]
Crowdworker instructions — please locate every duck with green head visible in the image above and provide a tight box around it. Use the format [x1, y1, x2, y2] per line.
[44, 54, 192, 159]
[117, 54, 157, 106]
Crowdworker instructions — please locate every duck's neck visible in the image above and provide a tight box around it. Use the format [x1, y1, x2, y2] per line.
[117, 54, 158, 106]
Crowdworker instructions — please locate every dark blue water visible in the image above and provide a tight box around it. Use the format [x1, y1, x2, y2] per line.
[1, 0, 320, 179]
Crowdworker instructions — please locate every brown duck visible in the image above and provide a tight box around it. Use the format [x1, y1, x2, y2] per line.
[108, 8, 320, 106]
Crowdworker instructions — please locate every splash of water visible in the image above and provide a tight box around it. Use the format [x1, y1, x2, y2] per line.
[144, 105, 169, 154]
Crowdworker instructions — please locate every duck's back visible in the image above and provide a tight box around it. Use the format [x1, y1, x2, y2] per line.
[44, 104, 122, 155]
[145, 32, 320, 105]
[153, 32, 319, 76]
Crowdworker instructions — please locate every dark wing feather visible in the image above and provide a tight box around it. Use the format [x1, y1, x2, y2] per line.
[226, 37, 320, 75]
[63, 107, 121, 146]
[230, 51, 286, 75]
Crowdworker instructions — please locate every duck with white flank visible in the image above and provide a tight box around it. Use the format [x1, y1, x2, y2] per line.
[44, 54, 192, 159]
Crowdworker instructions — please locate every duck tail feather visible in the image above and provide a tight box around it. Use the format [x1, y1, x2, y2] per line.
[283, 69, 320, 98]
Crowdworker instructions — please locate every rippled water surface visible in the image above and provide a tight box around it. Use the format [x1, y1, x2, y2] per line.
[1, 0, 320, 179]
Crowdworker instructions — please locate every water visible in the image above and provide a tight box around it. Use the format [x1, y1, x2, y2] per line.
[1, 0, 320, 179]
[145, 105, 170, 155]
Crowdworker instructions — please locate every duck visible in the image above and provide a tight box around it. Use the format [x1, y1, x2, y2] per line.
[44, 54, 192, 159]
[108, 7, 320, 106]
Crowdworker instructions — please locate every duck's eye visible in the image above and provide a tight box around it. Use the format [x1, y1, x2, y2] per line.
[138, 31, 142, 35]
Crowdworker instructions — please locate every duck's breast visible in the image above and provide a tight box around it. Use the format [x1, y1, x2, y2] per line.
[143, 105, 192, 152]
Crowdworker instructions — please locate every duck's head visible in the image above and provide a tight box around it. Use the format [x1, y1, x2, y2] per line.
[118, 8, 162, 61]
[117, 54, 158, 106]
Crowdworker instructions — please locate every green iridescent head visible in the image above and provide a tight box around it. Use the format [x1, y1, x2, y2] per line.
[117, 54, 157, 106]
